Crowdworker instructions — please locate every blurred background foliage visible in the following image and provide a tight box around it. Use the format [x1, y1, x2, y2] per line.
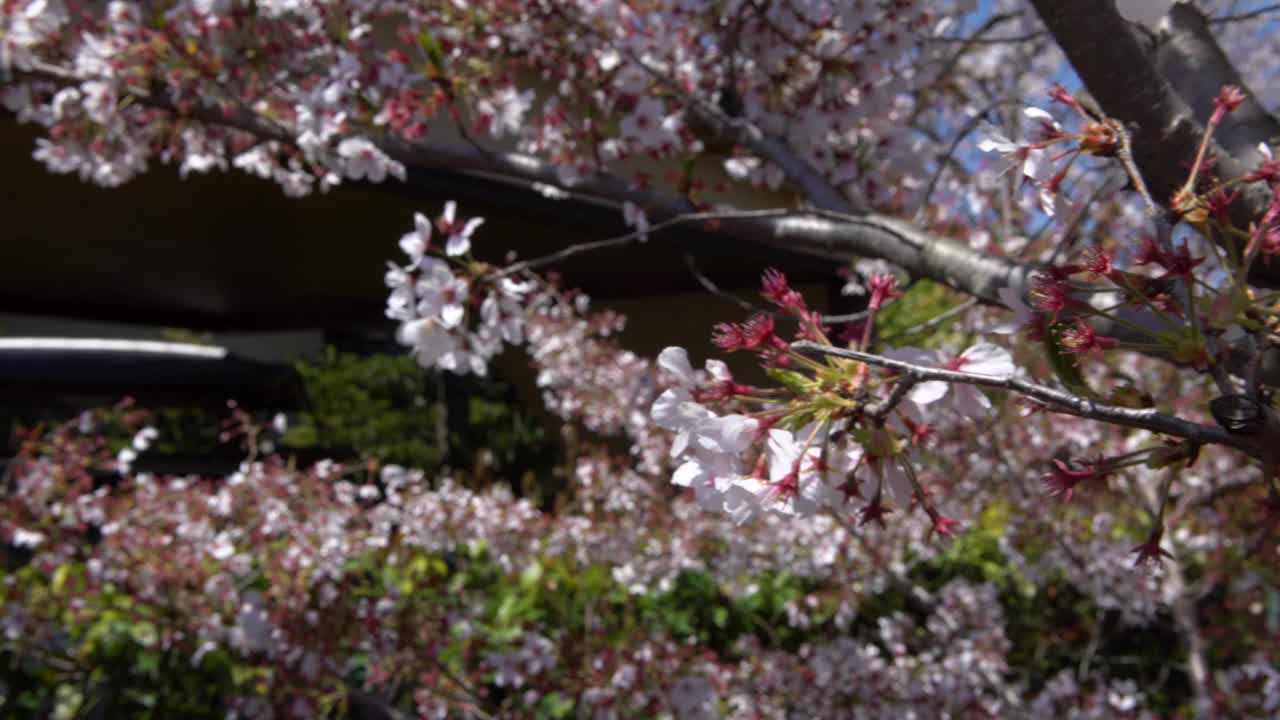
[281, 348, 552, 479]
[1, 505, 1196, 718]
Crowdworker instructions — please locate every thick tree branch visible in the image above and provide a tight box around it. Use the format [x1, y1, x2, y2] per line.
[1155, 3, 1279, 170]
[1029, 0, 1277, 284]
[11, 62, 1031, 301]
[20, 60, 1267, 385]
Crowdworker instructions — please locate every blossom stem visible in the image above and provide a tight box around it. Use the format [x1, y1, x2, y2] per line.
[784, 349, 835, 375]
[1111, 274, 1182, 331]
[1079, 307, 1165, 342]
[1181, 121, 1220, 201]
[899, 455, 926, 502]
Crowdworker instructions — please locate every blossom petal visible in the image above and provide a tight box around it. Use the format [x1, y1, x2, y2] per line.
[445, 234, 470, 256]
[672, 460, 704, 487]
[657, 346, 697, 387]
[1023, 106, 1056, 124]
[960, 342, 1015, 377]
[909, 380, 949, 405]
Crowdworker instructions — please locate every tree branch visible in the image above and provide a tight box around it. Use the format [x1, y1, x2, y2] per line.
[10, 62, 1030, 301]
[20, 59, 1269, 385]
[1209, 3, 1280, 25]
[683, 254, 760, 313]
[1029, 0, 1278, 285]
[1155, 3, 1280, 169]
[867, 375, 918, 421]
[790, 340, 1277, 462]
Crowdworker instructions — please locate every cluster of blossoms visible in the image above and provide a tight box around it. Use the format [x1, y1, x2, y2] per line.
[979, 82, 1280, 415]
[386, 204, 1023, 540]
[969, 83, 1280, 574]
[652, 266, 1015, 539]
[2, 0, 997, 220]
[386, 201, 526, 377]
[385, 202, 671, 475]
[975, 83, 1167, 221]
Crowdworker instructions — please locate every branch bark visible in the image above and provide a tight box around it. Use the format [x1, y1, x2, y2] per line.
[1029, 0, 1278, 285]
[790, 340, 1279, 464]
[1155, 3, 1280, 169]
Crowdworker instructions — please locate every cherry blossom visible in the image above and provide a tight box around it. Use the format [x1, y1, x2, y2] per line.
[886, 342, 1017, 417]
[437, 201, 483, 257]
[977, 123, 1049, 182]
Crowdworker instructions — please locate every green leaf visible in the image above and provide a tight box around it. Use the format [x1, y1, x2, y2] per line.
[538, 692, 575, 719]
[875, 280, 957, 345]
[766, 367, 811, 392]
[1043, 324, 1096, 399]
[417, 31, 447, 75]
[712, 606, 729, 628]
[520, 561, 544, 588]
[51, 563, 73, 595]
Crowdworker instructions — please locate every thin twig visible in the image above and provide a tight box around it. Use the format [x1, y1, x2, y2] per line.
[1110, 119, 1158, 216]
[820, 308, 870, 324]
[1134, 473, 1215, 720]
[683, 254, 760, 312]
[868, 376, 918, 421]
[1077, 610, 1107, 679]
[1047, 175, 1125, 265]
[881, 298, 979, 343]
[1210, 3, 1280, 24]
[491, 208, 792, 278]
[919, 97, 1019, 219]
[820, 293, 903, 325]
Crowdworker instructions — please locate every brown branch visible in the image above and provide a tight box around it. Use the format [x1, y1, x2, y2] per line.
[790, 340, 1277, 462]
[867, 375, 918, 421]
